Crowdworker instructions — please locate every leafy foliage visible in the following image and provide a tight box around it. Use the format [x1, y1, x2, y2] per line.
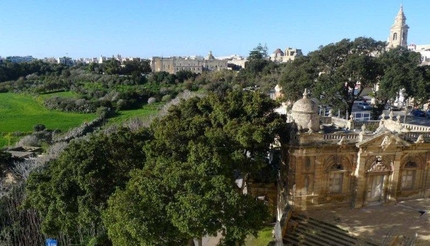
[103, 91, 286, 245]
[25, 128, 152, 243]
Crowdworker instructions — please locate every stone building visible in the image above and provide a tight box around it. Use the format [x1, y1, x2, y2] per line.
[387, 5, 409, 49]
[270, 47, 303, 63]
[150, 51, 228, 74]
[277, 90, 430, 214]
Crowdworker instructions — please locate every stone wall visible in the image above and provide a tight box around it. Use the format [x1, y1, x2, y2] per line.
[248, 182, 278, 220]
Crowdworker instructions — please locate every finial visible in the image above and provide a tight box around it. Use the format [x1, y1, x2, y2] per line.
[303, 88, 309, 98]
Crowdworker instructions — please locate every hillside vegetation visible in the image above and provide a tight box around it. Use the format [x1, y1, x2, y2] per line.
[0, 93, 98, 147]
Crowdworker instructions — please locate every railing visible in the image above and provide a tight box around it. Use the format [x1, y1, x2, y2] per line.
[354, 120, 380, 130]
[323, 133, 359, 141]
[401, 132, 430, 141]
[400, 123, 430, 132]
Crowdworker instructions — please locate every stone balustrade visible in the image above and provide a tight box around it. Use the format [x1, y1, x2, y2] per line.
[400, 123, 430, 132]
[353, 121, 380, 130]
[323, 133, 359, 141]
[400, 132, 430, 142]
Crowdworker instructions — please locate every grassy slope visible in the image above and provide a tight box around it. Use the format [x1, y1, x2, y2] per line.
[106, 103, 163, 125]
[0, 93, 97, 147]
[0, 93, 96, 132]
[0, 93, 162, 147]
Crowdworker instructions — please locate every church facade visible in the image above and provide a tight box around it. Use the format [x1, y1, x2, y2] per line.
[278, 91, 430, 213]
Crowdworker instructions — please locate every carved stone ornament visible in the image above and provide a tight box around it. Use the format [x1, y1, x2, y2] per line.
[415, 134, 425, 144]
[380, 136, 391, 151]
[337, 136, 345, 145]
[367, 156, 391, 172]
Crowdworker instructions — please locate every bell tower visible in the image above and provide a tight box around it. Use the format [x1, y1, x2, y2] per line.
[387, 5, 409, 49]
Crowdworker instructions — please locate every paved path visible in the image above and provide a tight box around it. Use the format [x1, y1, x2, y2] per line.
[304, 199, 430, 245]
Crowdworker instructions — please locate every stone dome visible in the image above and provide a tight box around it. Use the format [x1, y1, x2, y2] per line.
[273, 48, 284, 56]
[291, 89, 320, 132]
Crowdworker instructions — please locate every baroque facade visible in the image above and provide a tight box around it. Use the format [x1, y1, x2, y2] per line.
[278, 91, 430, 213]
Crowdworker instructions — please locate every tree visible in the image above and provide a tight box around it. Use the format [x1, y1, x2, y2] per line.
[103, 91, 287, 245]
[25, 128, 152, 244]
[248, 43, 268, 61]
[413, 65, 430, 105]
[313, 38, 385, 115]
[244, 43, 270, 74]
[375, 47, 422, 110]
[279, 37, 385, 116]
[103, 59, 121, 75]
[279, 55, 318, 101]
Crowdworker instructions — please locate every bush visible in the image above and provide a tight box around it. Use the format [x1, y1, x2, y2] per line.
[161, 94, 172, 102]
[33, 124, 46, 132]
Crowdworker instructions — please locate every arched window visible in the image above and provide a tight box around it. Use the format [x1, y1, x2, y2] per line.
[329, 164, 344, 193]
[401, 161, 417, 190]
[393, 33, 398, 41]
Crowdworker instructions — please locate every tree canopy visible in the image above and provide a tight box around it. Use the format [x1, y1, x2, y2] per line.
[280, 37, 386, 115]
[103, 91, 286, 245]
[25, 128, 152, 244]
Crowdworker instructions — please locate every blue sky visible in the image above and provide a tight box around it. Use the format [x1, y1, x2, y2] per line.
[0, 0, 428, 59]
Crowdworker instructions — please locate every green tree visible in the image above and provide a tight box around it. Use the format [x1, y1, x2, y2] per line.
[25, 128, 152, 244]
[279, 55, 318, 101]
[103, 91, 286, 245]
[314, 38, 384, 114]
[244, 43, 270, 74]
[103, 59, 121, 75]
[375, 47, 422, 110]
[413, 65, 430, 105]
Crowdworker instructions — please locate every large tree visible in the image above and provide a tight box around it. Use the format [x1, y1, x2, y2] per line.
[280, 37, 385, 116]
[25, 128, 152, 244]
[374, 47, 423, 109]
[103, 91, 286, 245]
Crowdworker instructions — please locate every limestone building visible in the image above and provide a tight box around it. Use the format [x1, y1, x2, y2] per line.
[387, 5, 409, 49]
[277, 90, 430, 213]
[151, 51, 228, 74]
[270, 47, 303, 63]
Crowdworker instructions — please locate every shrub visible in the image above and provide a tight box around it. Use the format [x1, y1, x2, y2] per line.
[33, 124, 46, 132]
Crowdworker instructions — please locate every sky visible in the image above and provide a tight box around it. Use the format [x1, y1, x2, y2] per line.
[0, 0, 428, 59]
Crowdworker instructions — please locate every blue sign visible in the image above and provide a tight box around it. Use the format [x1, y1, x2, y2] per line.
[46, 238, 57, 246]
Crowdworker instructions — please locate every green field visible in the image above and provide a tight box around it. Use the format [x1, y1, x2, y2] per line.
[0, 93, 97, 147]
[106, 102, 163, 125]
[0, 93, 163, 148]
[0, 93, 96, 132]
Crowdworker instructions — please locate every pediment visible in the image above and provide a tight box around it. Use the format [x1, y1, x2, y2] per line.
[356, 131, 410, 150]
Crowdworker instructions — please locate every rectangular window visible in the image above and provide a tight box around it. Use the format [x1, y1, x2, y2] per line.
[401, 170, 415, 190]
[329, 172, 343, 193]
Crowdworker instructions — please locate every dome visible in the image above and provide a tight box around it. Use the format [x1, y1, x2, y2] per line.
[291, 89, 320, 132]
[273, 48, 284, 56]
[291, 89, 318, 113]
[206, 51, 215, 60]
